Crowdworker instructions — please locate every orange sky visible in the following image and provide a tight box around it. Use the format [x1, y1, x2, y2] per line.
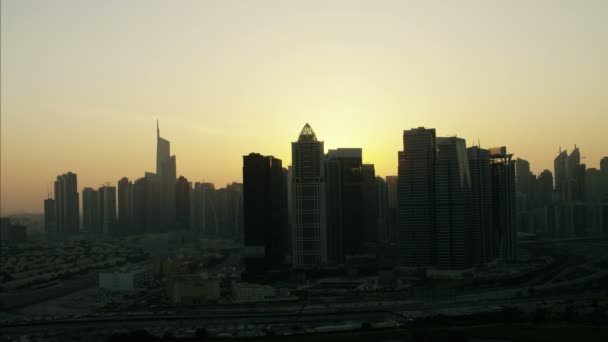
[1, 0, 607, 214]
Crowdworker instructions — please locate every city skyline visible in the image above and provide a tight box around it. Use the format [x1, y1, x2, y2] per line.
[2, 0, 608, 214]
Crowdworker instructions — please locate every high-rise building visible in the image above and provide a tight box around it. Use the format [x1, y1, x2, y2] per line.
[97, 186, 105, 233]
[324, 148, 364, 263]
[145, 172, 161, 233]
[515, 158, 532, 196]
[132, 177, 147, 234]
[375, 176, 390, 244]
[537, 170, 554, 207]
[157, 121, 177, 231]
[191, 182, 219, 237]
[216, 182, 244, 240]
[291, 123, 327, 269]
[243, 153, 288, 273]
[601, 157, 608, 174]
[385, 175, 398, 243]
[54, 172, 80, 235]
[175, 176, 191, 231]
[362, 164, 378, 246]
[398, 127, 436, 267]
[118, 177, 134, 234]
[82, 187, 99, 233]
[567, 146, 586, 202]
[44, 197, 56, 236]
[490, 147, 518, 262]
[468, 146, 495, 264]
[554, 150, 568, 200]
[435, 137, 473, 270]
[101, 186, 117, 234]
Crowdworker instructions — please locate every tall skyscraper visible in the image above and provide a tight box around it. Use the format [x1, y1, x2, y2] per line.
[156, 121, 177, 231]
[145, 172, 162, 233]
[537, 170, 554, 207]
[361, 164, 378, 246]
[468, 146, 495, 264]
[601, 157, 608, 174]
[435, 137, 473, 270]
[97, 186, 105, 233]
[291, 123, 327, 269]
[515, 158, 532, 196]
[398, 127, 436, 267]
[243, 153, 288, 273]
[118, 177, 134, 234]
[44, 197, 56, 236]
[82, 187, 99, 232]
[54, 172, 80, 235]
[385, 175, 398, 243]
[190, 182, 219, 237]
[375, 176, 390, 244]
[101, 186, 117, 234]
[175, 176, 191, 231]
[324, 148, 364, 263]
[490, 147, 518, 262]
[554, 149, 568, 200]
[132, 177, 147, 234]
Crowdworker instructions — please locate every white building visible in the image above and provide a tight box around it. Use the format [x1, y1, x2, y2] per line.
[99, 267, 151, 292]
[167, 273, 221, 305]
[231, 282, 276, 303]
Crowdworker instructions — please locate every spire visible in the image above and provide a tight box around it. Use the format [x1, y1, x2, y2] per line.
[298, 123, 318, 142]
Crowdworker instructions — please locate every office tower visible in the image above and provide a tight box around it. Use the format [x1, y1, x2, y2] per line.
[82, 187, 99, 232]
[216, 182, 244, 240]
[44, 198, 56, 236]
[243, 153, 288, 273]
[435, 137, 473, 270]
[191, 182, 219, 237]
[375, 176, 390, 244]
[156, 121, 177, 231]
[537, 170, 554, 207]
[54, 172, 80, 235]
[101, 186, 117, 234]
[566, 146, 586, 201]
[554, 150, 568, 200]
[601, 157, 608, 174]
[385, 175, 398, 243]
[175, 176, 191, 230]
[291, 123, 327, 269]
[361, 164, 378, 246]
[586, 168, 608, 203]
[324, 148, 364, 263]
[515, 158, 532, 196]
[398, 127, 436, 267]
[145, 172, 162, 233]
[96, 186, 106, 233]
[490, 147, 517, 262]
[0, 217, 27, 245]
[132, 177, 147, 234]
[118, 177, 134, 234]
[468, 146, 495, 264]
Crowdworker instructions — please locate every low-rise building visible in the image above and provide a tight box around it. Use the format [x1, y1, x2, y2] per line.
[167, 273, 221, 305]
[99, 267, 151, 292]
[231, 282, 276, 303]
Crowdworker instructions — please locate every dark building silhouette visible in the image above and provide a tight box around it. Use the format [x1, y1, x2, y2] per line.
[132, 177, 147, 234]
[490, 147, 518, 262]
[216, 182, 244, 240]
[435, 137, 473, 270]
[601, 157, 608, 174]
[118, 177, 134, 234]
[325, 148, 364, 263]
[375, 176, 390, 244]
[44, 197, 56, 235]
[385, 175, 398, 243]
[54, 172, 80, 235]
[145, 172, 162, 233]
[362, 164, 378, 247]
[537, 170, 554, 207]
[97, 186, 105, 233]
[0, 217, 27, 245]
[468, 146, 496, 264]
[102, 186, 117, 234]
[82, 187, 99, 233]
[157, 121, 177, 231]
[398, 127, 436, 267]
[554, 150, 568, 200]
[243, 153, 288, 273]
[291, 123, 327, 269]
[175, 176, 191, 231]
[191, 182, 219, 238]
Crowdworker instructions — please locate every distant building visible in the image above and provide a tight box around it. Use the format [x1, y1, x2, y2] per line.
[489, 147, 518, 262]
[231, 282, 277, 303]
[118, 177, 134, 234]
[398, 127, 436, 267]
[554, 150, 568, 201]
[102, 186, 117, 234]
[243, 153, 288, 274]
[82, 187, 98, 233]
[468, 146, 495, 264]
[385, 175, 398, 243]
[0, 217, 27, 245]
[537, 170, 554, 207]
[167, 274, 220, 305]
[132, 177, 147, 234]
[44, 197, 56, 235]
[157, 121, 177, 231]
[145, 172, 162, 233]
[98, 267, 151, 292]
[54, 172, 80, 235]
[361, 164, 378, 246]
[601, 157, 608, 174]
[175, 176, 191, 231]
[291, 123, 327, 269]
[215, 182, 244, 240]
[375, 176, 390, 244]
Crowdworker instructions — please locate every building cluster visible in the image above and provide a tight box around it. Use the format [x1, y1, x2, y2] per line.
[0, 217, 27, 245]
[515, 148, 608, 236]
[44, 122, 243, 240]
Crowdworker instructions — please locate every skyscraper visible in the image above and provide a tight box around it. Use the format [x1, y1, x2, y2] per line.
[291, 123, 327, 269]
[175, 176, 191, 231]
[361, 164, 378, 246]
[118, 177, 134, 234]
[398, 127, 436, 267]
[145, 172, 161, 233]
[324, 148, 364, 263]
[101, 186, 117, 234]
[554, 150, 568, 200]
[601, 157, 608, 174]
[54, 172, 80, 235]
[385, 175, 398, 243]
[490, 147, 518, 262]
[82, 187, 99, 233]
[468, 146, 495, 264]
[515, 158, 532, 196]
[157, 121, 177, 231]
[132, 177, 147, 234]
[435, 137, 473, 270]
[44, 197, 56, 236]
[375, 176, 390, 244]
[537, 170, 554, 207]
[243, 153, 288, 273]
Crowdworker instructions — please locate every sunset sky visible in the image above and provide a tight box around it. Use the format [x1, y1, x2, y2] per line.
[1, 0, 607, 214]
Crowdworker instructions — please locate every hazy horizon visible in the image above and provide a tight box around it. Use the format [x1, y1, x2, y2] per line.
[2, 0, 607, 214]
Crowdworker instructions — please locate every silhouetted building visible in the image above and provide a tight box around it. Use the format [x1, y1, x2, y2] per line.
[191, 182, 218, 237]
[324, 148, 364, 263]
[215, 182, 244, 240]
[537, 170, 554, 207]
[601, 157, 608, 174]
[145, 172, 162, 233]
[157, 121, 177, 231]
[97, 186, 105, 233]
[102, 186, 117, 234]
[175, 176, 191, 231]
[243, 153, 288, 274]
[44, 198, 56, 235]
[133, 177, 147, 234]
[435, 137, 473, 270]
[398, 127, 436, 267]
[490, 147, 517, 262]
[82, 187, 99, 233]
[291, 123, 327, 269]
[554, 150, 568, 200]
[362, 164, 378, 247]
[0, 218, 27, 245]
[468, 146, 495, 264]
[54, 172, 80, 235]
[118, 177, 134, 234]
[385, 175, 398, 243]
[375, 176, 390, 244]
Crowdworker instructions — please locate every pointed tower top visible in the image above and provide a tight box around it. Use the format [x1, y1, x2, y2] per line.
[298, 123, 317, 142]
